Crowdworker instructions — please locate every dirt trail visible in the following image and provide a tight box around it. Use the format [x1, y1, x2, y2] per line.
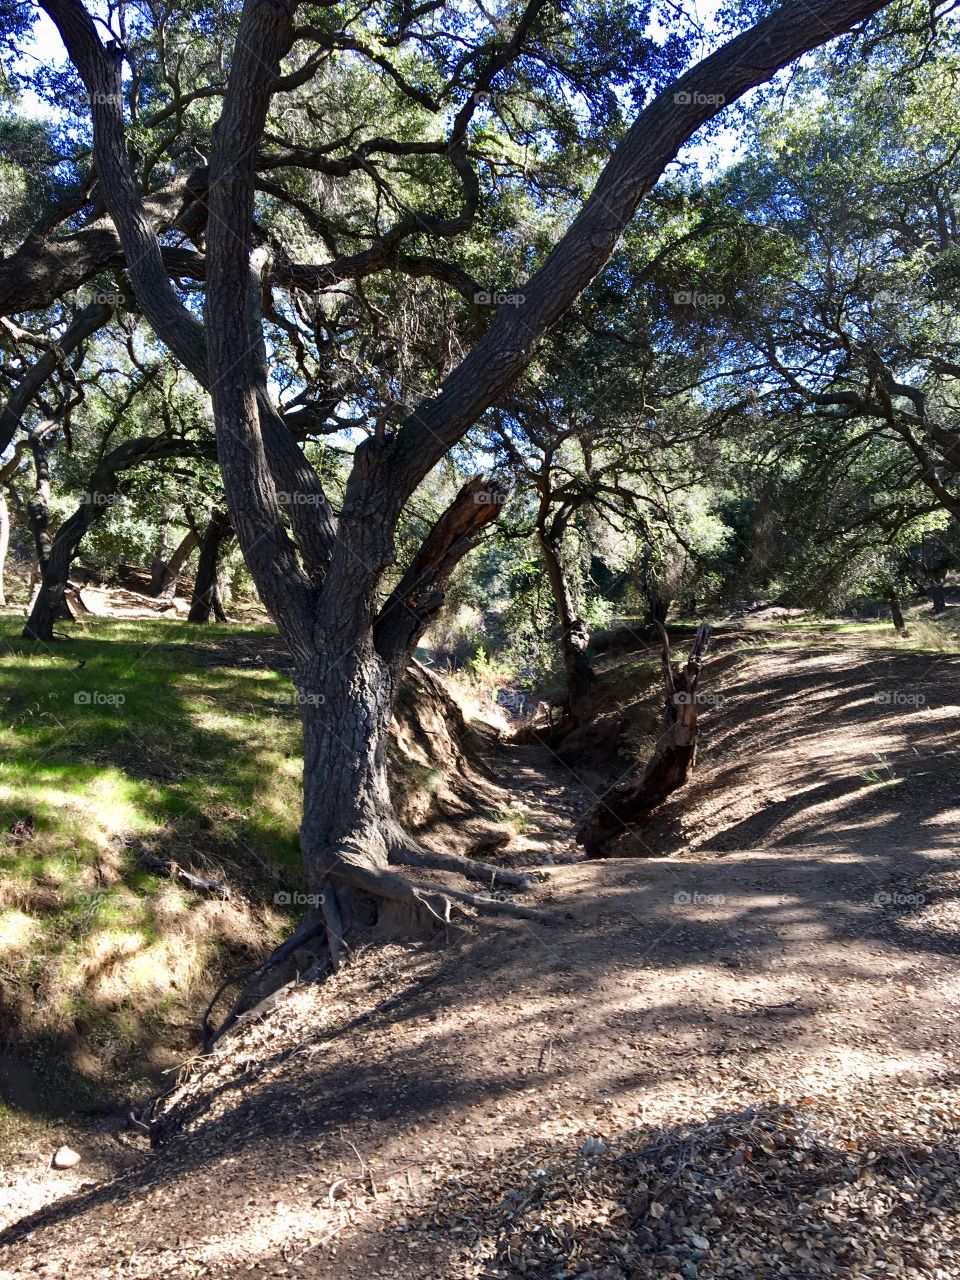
[2, 634, 960, 1279]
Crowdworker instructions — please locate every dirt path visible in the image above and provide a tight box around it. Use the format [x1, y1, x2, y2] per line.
[2, 635, 960, 1279]
[488, 741, 590, 865]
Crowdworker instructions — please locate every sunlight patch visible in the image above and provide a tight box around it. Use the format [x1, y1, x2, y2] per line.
[0, 909, 38, 959]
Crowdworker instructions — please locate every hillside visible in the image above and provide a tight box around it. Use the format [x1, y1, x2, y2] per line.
[1, 619, 958, 1279]
[0, 616, 512, 1168]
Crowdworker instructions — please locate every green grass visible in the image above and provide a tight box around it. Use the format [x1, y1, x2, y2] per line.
[0, 614, 306, 1087]
[482, 806, 535, 834]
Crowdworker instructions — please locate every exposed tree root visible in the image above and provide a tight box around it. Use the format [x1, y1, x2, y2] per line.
[329, 859, 555, 925]
[321, 883, 346, 970]
[202, 910, 326, 1048]
[203, 855, 553, 1052]
[389, 842, 533, 891]
[437, 883, 555, 922]
[578, 621, 711, 857]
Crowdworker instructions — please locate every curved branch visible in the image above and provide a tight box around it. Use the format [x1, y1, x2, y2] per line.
[383, 0, 893, 506]
[374, 474, 508, 671]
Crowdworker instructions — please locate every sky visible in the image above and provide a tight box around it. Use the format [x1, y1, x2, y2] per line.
[12, 0, 747, 174]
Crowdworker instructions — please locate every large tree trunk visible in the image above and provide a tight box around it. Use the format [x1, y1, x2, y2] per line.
[647, 593, 671, 626]
[578, 622, 711, 857]
[23, 506, 90, 641]
[298, 645, 399, 909]
[187, 508, 234, 623]
[23, 425, 75, 625]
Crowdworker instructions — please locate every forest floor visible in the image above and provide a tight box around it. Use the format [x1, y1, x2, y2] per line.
[2, 615, 960, 1278]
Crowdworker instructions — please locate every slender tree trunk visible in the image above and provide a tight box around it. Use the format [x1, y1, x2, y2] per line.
[188, 508, 234, 623]
[23, 506, 91, 640]
[0, 301, 112, 456]
[888, 592, 908, 635]
[929, 584, 947, 614]
[149, 513, 172, 594]
[26, 428, 54, 575]
[0, 489, 9, 608]
[154, 528, 200, 599]
[23, 436, 210, 640]
[536, 527, 594, 718]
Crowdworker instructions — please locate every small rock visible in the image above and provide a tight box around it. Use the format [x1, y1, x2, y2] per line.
[51, 1145, 81, 1169]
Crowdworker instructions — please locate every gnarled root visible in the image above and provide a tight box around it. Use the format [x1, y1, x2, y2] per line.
[202, 908, 327, 1048]
[388, 841, 533, 891]
[204, 851, 554, 1051]
[329, 857, 554, 928]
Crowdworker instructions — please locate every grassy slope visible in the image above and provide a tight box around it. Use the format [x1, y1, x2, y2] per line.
[0, 616, 306, 1099]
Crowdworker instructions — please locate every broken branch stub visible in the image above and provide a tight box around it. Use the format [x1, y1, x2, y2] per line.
[577, 622, 711, 857]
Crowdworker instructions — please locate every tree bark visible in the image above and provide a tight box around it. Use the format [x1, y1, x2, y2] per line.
[647, 593, 671, 626]
[153, 528, 200, 599]
[187, 508, 234, 623]
[23, 425, 75, 623]
[578, 622, 710, 857]
[148, 514, 172, 595]
[25, 426, 55, 575]
[536, 526, 594, 720]
[888, 592, 908, 635]
[929, 584, 947, 614]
